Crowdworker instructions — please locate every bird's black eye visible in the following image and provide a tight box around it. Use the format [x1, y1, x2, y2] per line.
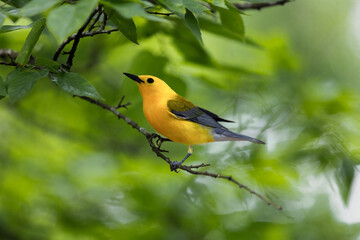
[147, 78, 154, 83]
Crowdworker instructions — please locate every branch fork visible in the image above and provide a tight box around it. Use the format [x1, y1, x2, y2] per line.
[115, 96, 131, 109]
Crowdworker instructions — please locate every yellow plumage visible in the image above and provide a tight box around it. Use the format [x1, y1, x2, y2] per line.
[141, 83, 214, 145]
[124, 73, 265, 171]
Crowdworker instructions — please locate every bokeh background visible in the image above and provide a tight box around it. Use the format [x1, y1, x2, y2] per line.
[1, 0, 360, 239]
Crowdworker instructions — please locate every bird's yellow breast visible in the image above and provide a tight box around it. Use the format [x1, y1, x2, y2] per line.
[142, 99, 214, 145]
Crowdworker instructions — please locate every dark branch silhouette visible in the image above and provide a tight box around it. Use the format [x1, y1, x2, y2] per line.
[147, 11, 174, 16]
[234, 0, 291, 10]
[0, 60, 43, 70]
[52, 29, 118, 62]
[64, 7, 100, 70]
[52, 6, 117, 64]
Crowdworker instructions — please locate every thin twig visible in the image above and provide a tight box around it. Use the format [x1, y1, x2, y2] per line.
[64, 7, 100, 70]
[100, 10, 107, 30]
[52, 29, 118, 61]
[115, 95, 131, 109]
[77, 95, 282, 211]
[147, 11, 174, 16]
[233, 0, 291, 10]
[0, 61, 16, 67]
[0, 61, 44, 70]
[0, 49, 36, 65]
[181, 166, 282, 211]
[88, 6, 103, 32]
[186, 163, 211, 169]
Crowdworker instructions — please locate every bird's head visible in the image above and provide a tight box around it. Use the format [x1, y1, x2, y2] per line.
[123, 73, 176, 99]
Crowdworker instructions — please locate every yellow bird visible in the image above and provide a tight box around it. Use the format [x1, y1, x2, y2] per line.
[124, 73, 265, 171]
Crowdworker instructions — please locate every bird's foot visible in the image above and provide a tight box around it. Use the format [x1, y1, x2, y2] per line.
[150, 133, 171, 153]
[170, 161, 181, 173]
[156, 136, 171, 149]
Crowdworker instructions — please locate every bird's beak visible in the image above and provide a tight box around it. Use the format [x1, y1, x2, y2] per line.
[123, 73, 144, 83]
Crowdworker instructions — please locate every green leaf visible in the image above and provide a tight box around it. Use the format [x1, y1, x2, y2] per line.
[1, 6, 20, 22]
[224, 0, 244, 14]
[19, 0, 61, 17]
[47, 0, 98, 42]
[102, 2, 164, 22]
[0, 76, 7, 100]
[213, 5, 244, 39]
[171, 19, 212, 65]
[183, 0, 208, 16]
[105, 2, 142, 19]
[0, 11, 5, 28]
[337, 159, 355, 205]
[184, 8, 203, 45]
[47, 4, 74, 42]
[52, 72, 104, 100]
[129, 51, 167, 76]
[210, 0, 226, 8]
[15, 18, 46, 65]
[0, 24, 31, 33]
[104, 7, 138, 44]
[6, 68, 48, 103]
[157, 0, 185, 14]
[4, 0, 28, 8]
[35, 57, 61, 72]
[198, 18, 259, 47]
[163, 74, 187, 97]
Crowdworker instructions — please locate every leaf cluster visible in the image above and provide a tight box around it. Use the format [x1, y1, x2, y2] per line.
[0, 0, 250, 103]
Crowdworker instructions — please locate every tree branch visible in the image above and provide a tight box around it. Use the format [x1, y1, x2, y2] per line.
[233, 0, 291, 11]
[100, 10, 107, 30]
[88, 6, 103, 32]
[64, 7, 100, 70]
[181, 166, 282, 210]
[0, 48, 35, 65]
[77, 96, 282, 211]
[0, 61, 16, 67]
[147, 11, 174, 16]
[0, 60, 43, 70]
[52, 29, 118, 62]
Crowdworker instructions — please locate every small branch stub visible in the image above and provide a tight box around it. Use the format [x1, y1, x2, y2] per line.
[234, 0, 291, 10]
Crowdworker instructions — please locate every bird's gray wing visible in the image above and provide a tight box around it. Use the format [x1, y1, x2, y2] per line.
[168, 97, 265, 144]
[168, 97, 226, 129]
[197, 107, 234, 123]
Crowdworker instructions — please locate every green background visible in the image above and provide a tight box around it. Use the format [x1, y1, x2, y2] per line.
[0, 0, 360, 239]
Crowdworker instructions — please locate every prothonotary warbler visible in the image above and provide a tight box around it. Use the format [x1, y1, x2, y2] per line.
[124, 73, 265, 171]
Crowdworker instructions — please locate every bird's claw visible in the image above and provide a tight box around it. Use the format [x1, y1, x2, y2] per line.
[150, 134, 170, 153]
[156, 138, 163, 147]
[170, 161, 181, 173]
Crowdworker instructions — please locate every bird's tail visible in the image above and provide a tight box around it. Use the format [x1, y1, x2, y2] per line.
[213, 129, 265, 144]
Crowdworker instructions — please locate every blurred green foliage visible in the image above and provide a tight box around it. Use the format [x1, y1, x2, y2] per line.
[0, 0, 360, 239]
